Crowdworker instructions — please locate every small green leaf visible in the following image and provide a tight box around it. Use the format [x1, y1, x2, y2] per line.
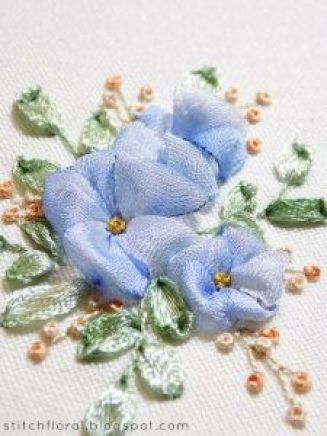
[6, 250, 54, 285]
[265, 198, 327, 227]
[77, 311, 141, 361]
[186, 66, 220, 92]
[137, 345, 184, 399]
[1, 279, 87, 328]
[78, 109, 121, 156]
[19, 220, 63, 261]
[145, 277, 193, 342]
[15, 85, 64, 135]
[0, 234, 25, 254]
[222, 181, 258, 219]
[13, 156, 59, 193]
[275, 142, 313, 186]
[224, 213, 265, 241]
[83, 384, 136, 436]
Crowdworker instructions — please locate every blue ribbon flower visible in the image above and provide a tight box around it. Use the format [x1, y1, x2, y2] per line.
[167, 226, 289, 333]
[43, 147, 202, 301]
[139, 85, 247, 182]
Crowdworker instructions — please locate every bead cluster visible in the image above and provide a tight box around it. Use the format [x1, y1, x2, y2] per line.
[27, 293, 124, 363]
[1, 185, 44, 224]
[285, 265, 321, 294]
[215, 327, 311, 428]
[102, 74, 154, 123]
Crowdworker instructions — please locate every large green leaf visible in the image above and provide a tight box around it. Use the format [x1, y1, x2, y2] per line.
[1, 279, 87, 328]
[145, 277, 193, 342]
[15, 85, 64, 135]
[77, 311, 141, 361]
[20, 220, 63, 261]
[0, 234, 25, 254]
[274, 142, 312, 186]
[83, 384, 136, 436]
[136, 345, 184, 399]
[13, 156, 58, 193]
[6, 250, 54, 285]
[265, 198, 327, 226]
[222, 181, 258, 219]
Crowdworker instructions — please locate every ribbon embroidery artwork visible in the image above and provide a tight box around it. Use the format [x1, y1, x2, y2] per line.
[0, 67, 323, 434]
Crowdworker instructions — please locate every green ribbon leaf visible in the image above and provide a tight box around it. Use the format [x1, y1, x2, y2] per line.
[78, 109, 121, 156]
[185, 66, 220, 92]
[15, 85, 64, 136]
[136, 345, 184, 399]
[265, 198, 327, 227]
[274, 142, 313, 186]
[83, 384, 136, 436]
[13, 156, 59, 193]
[19, 220, 63, 261]
[145, 277, 193, 342]
[1, 279, 87, 328]
[222, 181, 258, 219]
[77, 311, 141, 361]
[6, 250, 54, 285]
[0, 234, 25, 254]
[224, 212, 265, 241]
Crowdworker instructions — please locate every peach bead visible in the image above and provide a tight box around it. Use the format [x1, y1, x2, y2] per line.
[215, 332, 235, 352]
[102, 93, 118, 109]
[42, 320, 59, 341]
[256, 91, 272, 106]
[246, 372, 264, 394]
[139, 85, 154, 102]
[67, 321, 84, 340]
[28, 340, 48, 363]
[303, 265, 321, 282]
[100, 299, 124, 313]
[105, 75, 122, 91]
[25, 201, 44, 219]
[286, 274, 306, 293]
[245, 107, 262, 124]
[254, 336, 273, 355]
[3, 206, 20, 223]
[246, 138, 262, 154]
[259, 327, 280, 344]
[0, 180, 14, 199]
[286, 405, 306, 428]
[224, 87, 239, 104]
[291, 372, 312, 393]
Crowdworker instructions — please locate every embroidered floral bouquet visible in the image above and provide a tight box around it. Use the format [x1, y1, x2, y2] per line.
[0, 67, 323, 434]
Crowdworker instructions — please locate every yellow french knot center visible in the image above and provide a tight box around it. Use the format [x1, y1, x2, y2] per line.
[106, 216, 127, 235]
[213, 272, 231, 289]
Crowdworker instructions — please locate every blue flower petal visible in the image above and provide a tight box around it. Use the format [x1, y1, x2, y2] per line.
[63, 220, 148, 301]
[43, 168, 108, 237]
[138, 106, 172, 135]
[116, 215, 197, 277]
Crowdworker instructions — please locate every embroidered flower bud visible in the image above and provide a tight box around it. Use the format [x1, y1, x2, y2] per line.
[139, 85, 154, 102]
[102, 93, 118, 109]
[246, 138, 261, 154]
[215, 332, 235, 352]
[28, 340, 48, 363]
[3, 206, 20, 223]
[254, 337, 272, 355]
[303, 265, 321, 282]
[259, 327, 280, 344]
[224, 87, 239, 104]
[42, 320, 59, 341]
[25, 201, 44, 219]
[256, 92, 272, 106]
[286, 405, 306, 428]
[245, 107, 262, 124]
[291, 371, 311, 393]
[286, 274, 306, 293]
[105, 75, 122, 91]
[246, 372, 264, 393]
[100, 299, 124, 313]
[0, 180, 14, 199]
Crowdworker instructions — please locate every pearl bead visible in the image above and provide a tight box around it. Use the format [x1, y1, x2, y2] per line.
[259, 327, 280, 344]
[246, 372, 264, 394]
[246, 138, 262, 154]
[286, 405, 306, 428]
[139, 85, 154, 102]
[245, 107, 262, 124]
[286, 274, 306, 293]
[28, 340, 48, 363]
[215, 332, 235, 352]
[254, 337, 272, 355]
[106, 216, 127, 235]
[105, 75, 122, 91]
[0, 180, 14, 199]
[291, 372, 312, 393]
[42, 320, 59, 340]
[256, 91, 272, 106]
[303, 265, 321, 282]
[224, 87, 239, 104]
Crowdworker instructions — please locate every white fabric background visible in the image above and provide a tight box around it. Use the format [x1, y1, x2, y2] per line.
[0, 0, 327, 435]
